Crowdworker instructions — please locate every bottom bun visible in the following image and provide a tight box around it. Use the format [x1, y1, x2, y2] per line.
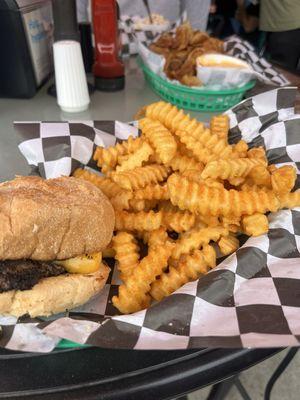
[0, 263, 110, 317]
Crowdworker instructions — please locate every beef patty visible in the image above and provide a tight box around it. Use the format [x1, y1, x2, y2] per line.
[0, 260, 65, 293]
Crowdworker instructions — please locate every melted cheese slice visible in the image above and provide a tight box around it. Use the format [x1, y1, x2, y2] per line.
[55, 252, 102, 274]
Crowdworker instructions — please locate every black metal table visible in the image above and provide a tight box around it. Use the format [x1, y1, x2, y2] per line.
[0, 346, 283, 399]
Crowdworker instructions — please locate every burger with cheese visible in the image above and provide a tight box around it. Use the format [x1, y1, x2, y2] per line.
[0, 175, 115, 317]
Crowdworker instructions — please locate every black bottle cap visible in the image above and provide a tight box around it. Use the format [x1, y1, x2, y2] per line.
[94, 76, 125, 92]
[52, 0, 79, 42]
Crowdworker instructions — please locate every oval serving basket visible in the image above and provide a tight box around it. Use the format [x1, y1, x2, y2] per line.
[137, 57, 255, 112]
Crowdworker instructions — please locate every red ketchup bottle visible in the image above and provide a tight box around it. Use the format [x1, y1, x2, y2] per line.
[92, 0, 125, 91]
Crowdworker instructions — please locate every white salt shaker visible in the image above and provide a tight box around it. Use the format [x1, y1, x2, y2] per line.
[53, 40, 90, 112]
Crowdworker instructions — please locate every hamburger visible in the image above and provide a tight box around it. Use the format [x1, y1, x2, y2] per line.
[0, 175, 115, 317]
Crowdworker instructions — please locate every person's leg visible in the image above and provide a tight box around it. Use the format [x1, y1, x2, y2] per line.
[266, 29, 300, 71]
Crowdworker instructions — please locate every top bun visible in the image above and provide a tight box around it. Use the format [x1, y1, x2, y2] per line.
[0, 176, 115, 260]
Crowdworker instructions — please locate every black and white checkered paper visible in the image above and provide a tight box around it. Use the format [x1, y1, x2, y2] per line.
[2, 87, 299, 352]
[120, 13, 187, 56]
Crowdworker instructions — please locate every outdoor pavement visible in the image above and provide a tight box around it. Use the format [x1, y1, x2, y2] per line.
[188, 349, 300, 400]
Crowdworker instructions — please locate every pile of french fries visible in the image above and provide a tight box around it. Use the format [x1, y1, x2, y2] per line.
[74, 101, 300, 314]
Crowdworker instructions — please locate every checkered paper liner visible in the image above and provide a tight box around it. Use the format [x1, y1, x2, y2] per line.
[1, 87, 299, 353]
[120, 12, 187, 56]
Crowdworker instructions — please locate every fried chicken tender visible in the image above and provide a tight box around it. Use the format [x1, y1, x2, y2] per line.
[271, 165, 296, 194]
[201, 158, 266, 180]
[172, 226, 228, 260]
[242, 213, 269, 236]
[167, 174, 280, 216]
[210, 115, 229, 140]
[134, 184, 169, 201]
[73, 168, 122, 199]
[139, 118, 177, 164]
[112, 242, 174, 313]
[168, 153, 204, 174]
[113, 232, 140, 280]
[180, 74, 202, 86]
[116, 141, 153, 172]
[150, 245, 216, 301]
[115, 210, 162, 231]
[218, 234, 239, 255]
[93, 136, 143, 170]
[111, 164, 169, 190]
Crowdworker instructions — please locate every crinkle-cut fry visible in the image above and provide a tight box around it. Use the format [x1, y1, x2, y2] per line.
[139, 118, 177, 164]
[150, 245, 216, 301]
[176, 130, 232, 164]
[240, 180, 269, 192]
[178, 126, 233, 158]
[271, 165, 296, 194]
[93, 136, 143, 170]
[229, 177, 246, 187]
[232, 140, 248, 158]
[147, 228, 168, 247]
[145, 101, 209, 146]
[210, 115, 229, 140]
[93, 143, 126, 170]
[278, 191, 300, 209]
[172, 226, 228, 260]
[220, 215, 241, 233]
[168, 153, 204, 174]
[218, 234, 239, 255]
[129, 199, 157, 212]
[115, 210, 162, 231]
[113, 232, 140, 279]
[167, 174, 280, 216]
[112, 242, 174, 313]
[197, 214, 220, 227]
[248, 165, 271, 187]
[133, 184, 169, 201]
[162, 208, 196, 232]
[176, 132, 211, 164]
[110, 190, 133, 210]
[111, 164, 169, 190]
[73, 168, 122, 198]
[183, 169, 224, 189]
[145, 101, 191, 134]
[268, 164, 277, 174]
[117, 154, 130, 164]
[201, 158, 265, 180]
[242, 213, 269, 237]
[116, 141, 153, 172]
[178, 142, 195, 158]
[247, 146, 267, 162]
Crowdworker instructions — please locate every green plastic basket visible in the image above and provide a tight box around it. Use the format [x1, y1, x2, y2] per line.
[137, 57, 255, 112]
[56, 339, 87, 349]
